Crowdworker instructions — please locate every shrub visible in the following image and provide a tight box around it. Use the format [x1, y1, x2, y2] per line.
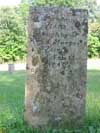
[89, 22, 100, 40]
[88, 33, 100, 58]
[0, 7, 26, 63]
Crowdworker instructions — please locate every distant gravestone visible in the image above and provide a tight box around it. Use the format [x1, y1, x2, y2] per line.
[8, 64, 14, 73]
[24, 7, 88, 128]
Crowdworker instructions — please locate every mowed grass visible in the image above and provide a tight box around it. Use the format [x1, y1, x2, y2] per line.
[0, 71, 26, 132]
[0, 70, 100, 132]
[86, 70, 100, 126]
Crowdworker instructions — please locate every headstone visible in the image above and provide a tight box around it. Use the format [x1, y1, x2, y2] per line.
[8, 64, 14, 73]
[24, 7, 88, 128]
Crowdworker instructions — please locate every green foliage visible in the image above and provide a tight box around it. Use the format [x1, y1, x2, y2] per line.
[19, 3, 29, 24]
[88, 22, 100, 58]
[88, 33, 100, 58]
[89, 23, 100, 40]
[0, 7, 26, 63]
[21, 0, 95, 9]
[31, 0, 84, 7]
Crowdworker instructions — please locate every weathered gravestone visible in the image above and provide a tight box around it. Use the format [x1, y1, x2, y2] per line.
[24, 7, 88, 128]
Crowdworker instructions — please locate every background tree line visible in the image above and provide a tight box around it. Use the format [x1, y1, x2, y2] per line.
[0, 0, 100, 63]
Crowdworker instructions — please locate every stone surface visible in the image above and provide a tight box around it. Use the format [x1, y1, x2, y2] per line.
[24, 7, 88, 128]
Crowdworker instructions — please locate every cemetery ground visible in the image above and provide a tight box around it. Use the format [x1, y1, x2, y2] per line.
[0, 70, 100, 132]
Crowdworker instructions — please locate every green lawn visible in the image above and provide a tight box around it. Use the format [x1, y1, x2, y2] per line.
[0, 70, 100, 132]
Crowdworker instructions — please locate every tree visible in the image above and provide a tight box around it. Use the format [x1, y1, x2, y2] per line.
[88, 34, 100, 58]
[0, 7, 26, 63]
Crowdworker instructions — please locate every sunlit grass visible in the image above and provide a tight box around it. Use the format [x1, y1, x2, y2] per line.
[0, 71, 25, 132]
[86, 70, 100, 127]
[0, 70, 100, 132]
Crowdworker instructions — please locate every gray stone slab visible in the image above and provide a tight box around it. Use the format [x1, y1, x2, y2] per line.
[24, 7, 88, 129]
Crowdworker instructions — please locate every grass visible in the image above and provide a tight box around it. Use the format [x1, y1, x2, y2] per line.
[0, 70, 100, 132]
[86, 70, 100, 126]
[0, 71, 26, 133]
